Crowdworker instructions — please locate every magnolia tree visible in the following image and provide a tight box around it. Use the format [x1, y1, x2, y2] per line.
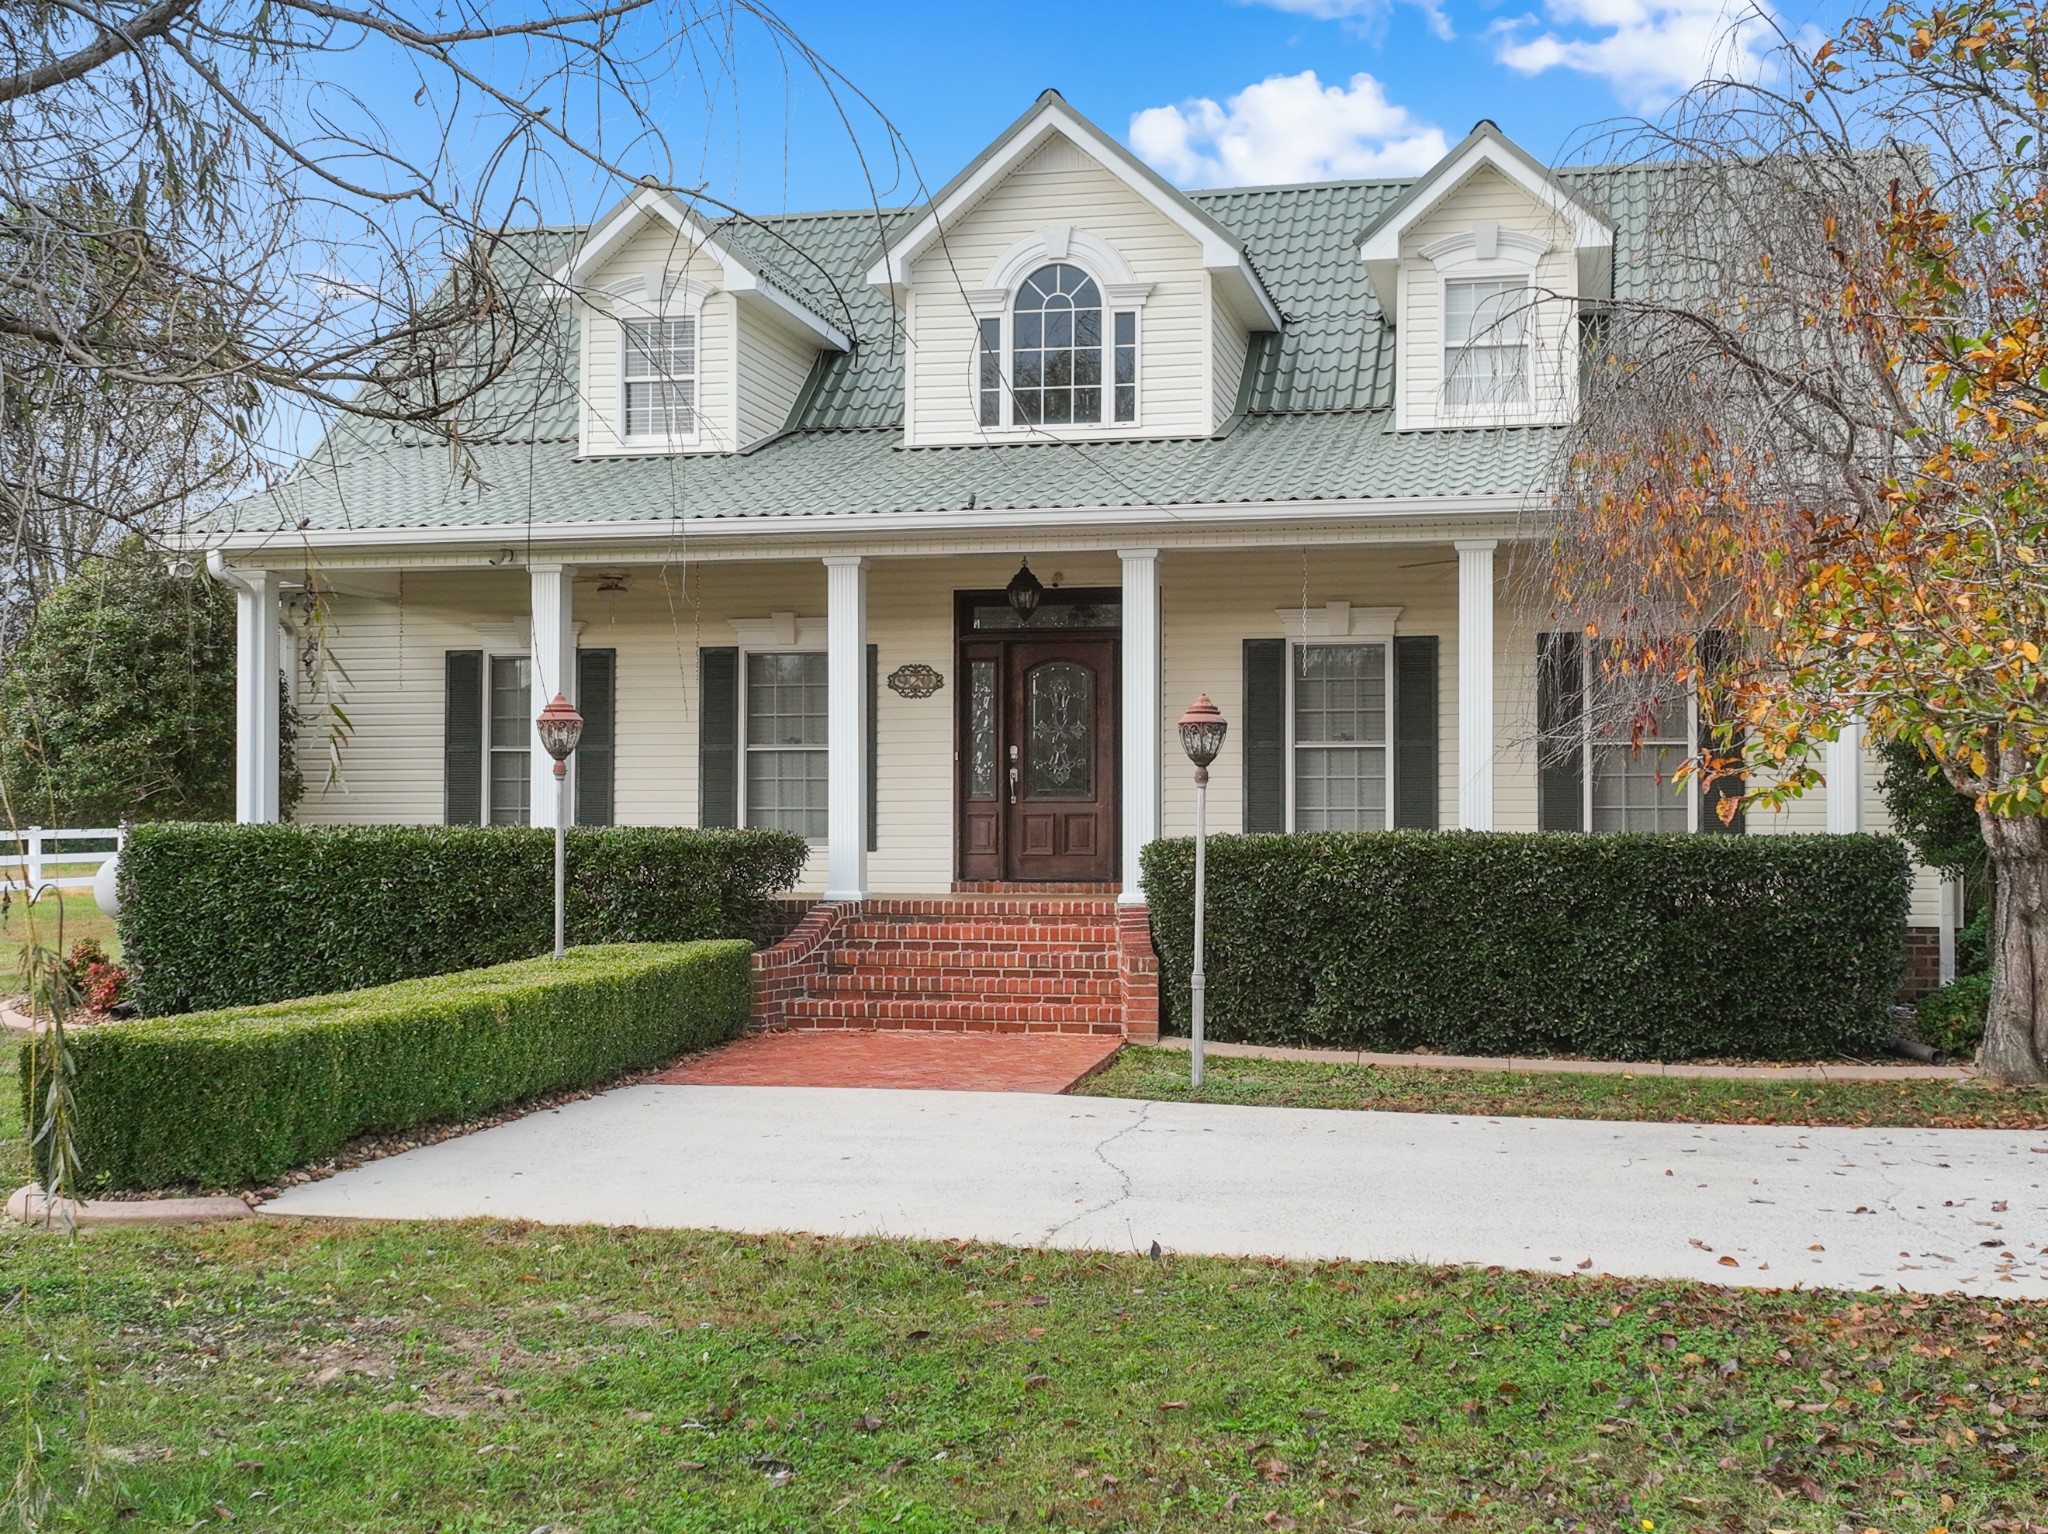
[1549, 0, 2048, 1084]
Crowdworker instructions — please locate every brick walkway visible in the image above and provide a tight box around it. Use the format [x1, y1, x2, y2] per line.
[652, 1030, 1124, 1094]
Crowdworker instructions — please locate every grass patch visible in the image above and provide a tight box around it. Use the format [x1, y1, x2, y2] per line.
[2, 1217, 2044, 1531]
[1079, 1048, 2048, 1130]
[0, 887, 117, 979]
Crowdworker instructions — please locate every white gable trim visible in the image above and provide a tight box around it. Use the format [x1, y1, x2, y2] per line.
[866, 97, 1281, 330]
[553, 184, 849, 351]
[1361, 136, 1612, 321]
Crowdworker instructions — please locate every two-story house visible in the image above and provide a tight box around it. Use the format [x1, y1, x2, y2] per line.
[199, 91, 1955, 1038]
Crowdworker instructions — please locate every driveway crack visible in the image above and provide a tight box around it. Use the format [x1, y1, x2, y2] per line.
[1040, 1101, 1153, 1248]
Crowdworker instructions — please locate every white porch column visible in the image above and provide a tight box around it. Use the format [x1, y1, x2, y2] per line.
[824, 556, 869, 901]
[216, 559, 282, 824]
[1119, 548, 1161, 906]
[1825, 715, 1865, 833]
[1938, 872, 1962, 985]
[528, 562, 578, 824]
[1455, 539, 1497, 830]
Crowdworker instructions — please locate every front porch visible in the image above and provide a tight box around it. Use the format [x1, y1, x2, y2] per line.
[234, 534, 1532, 901]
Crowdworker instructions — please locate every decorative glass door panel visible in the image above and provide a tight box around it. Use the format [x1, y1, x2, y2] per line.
[1025, 661, 1094, 799]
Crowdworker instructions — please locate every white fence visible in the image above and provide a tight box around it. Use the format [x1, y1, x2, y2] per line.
[2, 826, 122, 895]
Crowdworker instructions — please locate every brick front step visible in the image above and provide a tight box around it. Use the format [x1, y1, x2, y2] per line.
[812, 971, 1126, 1001]
[747, 897, 1159, 1043]
[788, 1014, 1126, 1037]
[828, 945, 1124, 972]
[785, 996, 1126, 1028]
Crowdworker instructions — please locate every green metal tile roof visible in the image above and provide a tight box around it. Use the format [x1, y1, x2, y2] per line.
[239, 154, 1694, 540]
[262, 413, 1565, 534]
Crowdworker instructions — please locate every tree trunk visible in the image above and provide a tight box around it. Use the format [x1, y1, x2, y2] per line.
[1977, 810, 2048, 1086]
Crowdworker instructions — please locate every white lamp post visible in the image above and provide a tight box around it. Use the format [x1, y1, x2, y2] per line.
[1177, 694, 1228, 1090]
[535, 693, 584, 959]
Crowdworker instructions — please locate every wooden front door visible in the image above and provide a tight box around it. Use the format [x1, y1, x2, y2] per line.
[958, 625, 1118, 884]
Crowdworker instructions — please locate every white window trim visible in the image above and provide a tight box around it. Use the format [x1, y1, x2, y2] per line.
[1283, 637, 1397, 834]
[484, 650, 532, 827]
[619, 311, 703, 449]
[1416, 226, 1553, 429]
[1582, 692, 1700, 834]
[1440, 276, 1535, 424]
[967, 232, 1152, 437]
[737, 644, 830, 845]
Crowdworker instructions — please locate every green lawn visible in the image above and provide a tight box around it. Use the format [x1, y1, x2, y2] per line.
[1, 886, 118, 980]
[1081, 1047, 2048, 1130]
[2, 1049, 2046, 1531]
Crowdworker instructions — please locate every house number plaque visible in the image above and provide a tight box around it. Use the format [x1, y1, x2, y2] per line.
[887, 663, 944, 699]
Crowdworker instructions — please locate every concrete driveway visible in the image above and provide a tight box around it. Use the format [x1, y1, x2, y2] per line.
[262, 1086, 2048, 1297]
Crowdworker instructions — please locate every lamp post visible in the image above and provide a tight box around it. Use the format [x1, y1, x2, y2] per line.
[536, 693, 585, 959]
[1177, 694, 1227, 1089]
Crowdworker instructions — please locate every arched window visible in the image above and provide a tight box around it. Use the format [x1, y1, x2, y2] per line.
[981, 262, 1138, 429]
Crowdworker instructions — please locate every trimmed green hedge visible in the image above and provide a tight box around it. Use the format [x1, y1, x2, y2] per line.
[1141, 832, 1910, 1061]
[23, 941, 752, 1190]
[119, 823, 807, 1015]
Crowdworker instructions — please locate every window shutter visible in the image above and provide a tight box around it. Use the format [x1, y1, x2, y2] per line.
[575, 648, 616, 827]
[1242, 638, 1286, 833]
[698, 646, 739, 829]
[1696, 630, 1747, 835]
[443, 650, 484, 826]
[866, 643, 878, 853]
[1393, 635, 1439, 830]
[1536, 632, 1585, 832]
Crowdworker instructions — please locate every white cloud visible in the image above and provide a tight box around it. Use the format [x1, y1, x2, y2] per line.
[1248, 0, 1455, 41]
[1492, 0, 1781, 110]
[1130, 72, 1449, 190]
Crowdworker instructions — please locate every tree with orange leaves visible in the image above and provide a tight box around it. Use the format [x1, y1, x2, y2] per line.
[1550, 1, 2048, 1083]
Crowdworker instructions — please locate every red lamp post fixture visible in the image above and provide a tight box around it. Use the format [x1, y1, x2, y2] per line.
[1176, 694, 1228, 1088]
[536, 693, 584, 958]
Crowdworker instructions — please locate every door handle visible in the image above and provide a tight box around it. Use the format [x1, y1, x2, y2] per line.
[1008, 765, 1019, 805]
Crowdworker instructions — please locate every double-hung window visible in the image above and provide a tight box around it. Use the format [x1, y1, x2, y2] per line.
[1538, 631, 1740, 834]
[1289, 642, 1391, 831]
[487, 655, 531, 825]
[1444, 278, 1531, 412]
[980, 263, 1139, 429]
[621, 318, 697, 441]
[1588, 693, 1694, 833]
[744, 651, 828, 839]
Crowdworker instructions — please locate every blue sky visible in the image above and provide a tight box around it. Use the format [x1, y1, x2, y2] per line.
[594, 0, 1850, 220]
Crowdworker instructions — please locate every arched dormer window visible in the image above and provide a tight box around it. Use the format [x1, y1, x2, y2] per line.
[976, 251, 1141, 430]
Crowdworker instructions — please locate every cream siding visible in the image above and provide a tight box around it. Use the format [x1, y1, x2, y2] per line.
[1209, 288, 1251, 429]
[735, 306, 820, 444]
[1397, 165, 1579, 432]
[904, 136, 1215, 446]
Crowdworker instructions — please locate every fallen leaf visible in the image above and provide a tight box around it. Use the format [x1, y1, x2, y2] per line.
[1719, 1256, 1740, 1268]
[854, 1415, 882, 1432]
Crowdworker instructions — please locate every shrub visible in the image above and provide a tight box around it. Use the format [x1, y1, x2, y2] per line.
[1141, 832, 1911, 1061]
[61, 938, 129, 1013]
[1916, 972, 1990, 1061]
[118, 822, 807, 1014]
[22, 940, 752, 1190]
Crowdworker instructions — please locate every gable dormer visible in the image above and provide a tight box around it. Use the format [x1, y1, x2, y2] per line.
[555, 185, 847, 456]
[867, 91, 1281, 448]
[1359, 123, 1612, 432]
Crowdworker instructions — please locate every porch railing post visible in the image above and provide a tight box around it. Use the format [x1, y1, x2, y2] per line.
[1118, 548, 1160, 906]
[824, 556, 869, 901]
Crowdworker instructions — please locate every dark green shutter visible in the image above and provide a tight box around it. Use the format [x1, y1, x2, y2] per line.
[1536, 632, 1585, 832]
[443, 650, 483, 826]
[1393, 635, 1439, 830]
[698, 646, 739, 829]
[575, 648, 616, 827]
[1242, 638, 1286, 833]
[1697, 630, 1746, 834]
[866, 643, 879, 853]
